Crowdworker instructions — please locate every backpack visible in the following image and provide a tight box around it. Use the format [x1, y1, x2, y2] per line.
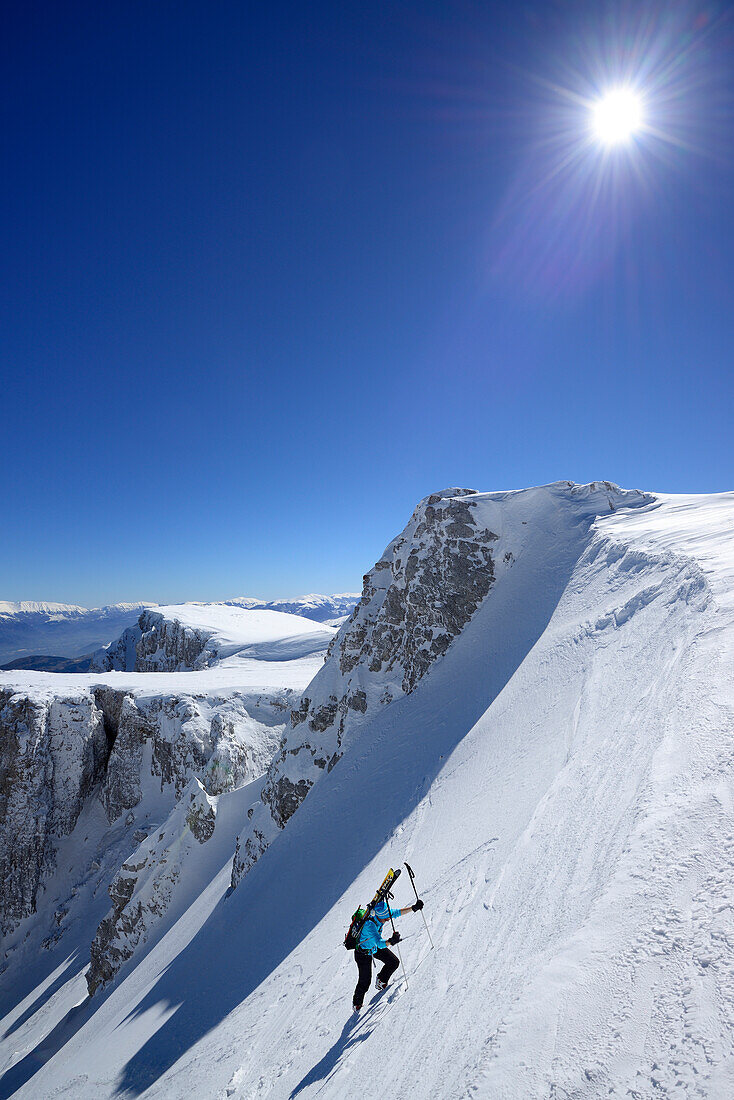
[343, 907, 367, 950]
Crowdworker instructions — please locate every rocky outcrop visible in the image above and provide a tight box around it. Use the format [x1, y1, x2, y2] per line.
[87, 779, 218, 994]
[133, 610, 216, 671]
[0, 684, 288, 939]
[231, 488, 499, 886]
[92, 610, 216, 673]
[100, 690, 277, 822]
[95, 603, 342, 674]
[0, 688, 108, 935]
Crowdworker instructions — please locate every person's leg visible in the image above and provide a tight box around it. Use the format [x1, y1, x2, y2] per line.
[353, 949, 373, 1008]
[374, 947, 399, 986]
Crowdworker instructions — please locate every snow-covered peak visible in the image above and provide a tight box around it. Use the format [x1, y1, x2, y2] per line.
[231, 481, 652, 886]
[0, 601, 88, 616]
[0, 596, 359, 669]
[0, 601, 151, 617]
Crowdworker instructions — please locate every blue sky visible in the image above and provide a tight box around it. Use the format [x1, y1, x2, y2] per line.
[2, 1, 732, 605]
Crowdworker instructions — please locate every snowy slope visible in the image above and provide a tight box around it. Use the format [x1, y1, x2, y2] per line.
[1, 486, 733, 1099]
[0, 609, 335, 1073]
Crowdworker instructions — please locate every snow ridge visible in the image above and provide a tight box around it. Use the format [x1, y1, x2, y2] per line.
[230, 482, 648, 888]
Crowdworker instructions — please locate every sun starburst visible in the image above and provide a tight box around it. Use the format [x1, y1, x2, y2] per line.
[591, 88, 644, 145]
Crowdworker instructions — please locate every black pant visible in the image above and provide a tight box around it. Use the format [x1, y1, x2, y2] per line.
[353, 947, 399, 1008]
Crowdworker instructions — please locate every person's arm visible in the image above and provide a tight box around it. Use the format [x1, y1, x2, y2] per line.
[396, 902, 423, 916]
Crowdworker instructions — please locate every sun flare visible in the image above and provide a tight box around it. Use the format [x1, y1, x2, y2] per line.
[591, 88, 643, 145]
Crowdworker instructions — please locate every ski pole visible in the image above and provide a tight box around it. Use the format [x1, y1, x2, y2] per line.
[394, 937, 408, 991]
[405, 861, 434, 950]
[386, 890, 409, 990]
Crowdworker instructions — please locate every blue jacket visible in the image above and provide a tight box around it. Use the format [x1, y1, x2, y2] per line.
[356, 900, 401, 955]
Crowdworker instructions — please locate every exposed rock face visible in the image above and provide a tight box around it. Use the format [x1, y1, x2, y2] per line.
[231, 488, 498, 886]
[0, 688, 108, 935]
[92, 599, 354, 672]
[91, 610, 217, 673]
[0, 684, 287, 939]
[133, 610, 215, 671]
[87, 779, 218, 995]
[99, 691, 268, 821]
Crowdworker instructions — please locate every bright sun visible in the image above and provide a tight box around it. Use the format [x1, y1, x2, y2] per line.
[592, 88, 643, 145]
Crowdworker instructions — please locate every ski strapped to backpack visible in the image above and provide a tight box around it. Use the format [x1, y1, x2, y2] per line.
[343, 868, 401, 951]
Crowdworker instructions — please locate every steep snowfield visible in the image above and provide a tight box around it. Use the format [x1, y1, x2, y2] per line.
[1, 486, 733, 1099]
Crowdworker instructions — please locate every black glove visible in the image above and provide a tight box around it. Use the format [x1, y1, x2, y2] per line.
[412, 899, 424, 912]
[388, 932, 401, 946]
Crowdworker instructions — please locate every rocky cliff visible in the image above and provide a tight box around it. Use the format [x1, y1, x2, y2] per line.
[231, 488, 500, 885]
[92, 610, 213, 672]
[0, 688, 109, 935]
[92, 603, 340, 672]
[0, 683, 289, 940]
[1, 483, 645, 1000]
[91, 625, 142, 672]
[230, 482, 646, 888]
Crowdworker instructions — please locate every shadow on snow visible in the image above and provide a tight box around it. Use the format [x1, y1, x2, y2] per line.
[2, 498, 596, 1099]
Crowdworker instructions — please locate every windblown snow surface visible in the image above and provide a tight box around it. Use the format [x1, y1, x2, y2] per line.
[1, 485, 733, 1099]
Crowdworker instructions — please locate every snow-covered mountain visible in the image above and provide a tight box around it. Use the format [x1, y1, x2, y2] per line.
[225, 593, 360, 624]
[92, 604, 336, 672]
[1, 483, 733, 1100]
[0, 596, 359, 670]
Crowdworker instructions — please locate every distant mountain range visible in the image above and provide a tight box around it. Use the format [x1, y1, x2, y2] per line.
[0, 602, 152, 667]
[0, 595, 359, 668]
